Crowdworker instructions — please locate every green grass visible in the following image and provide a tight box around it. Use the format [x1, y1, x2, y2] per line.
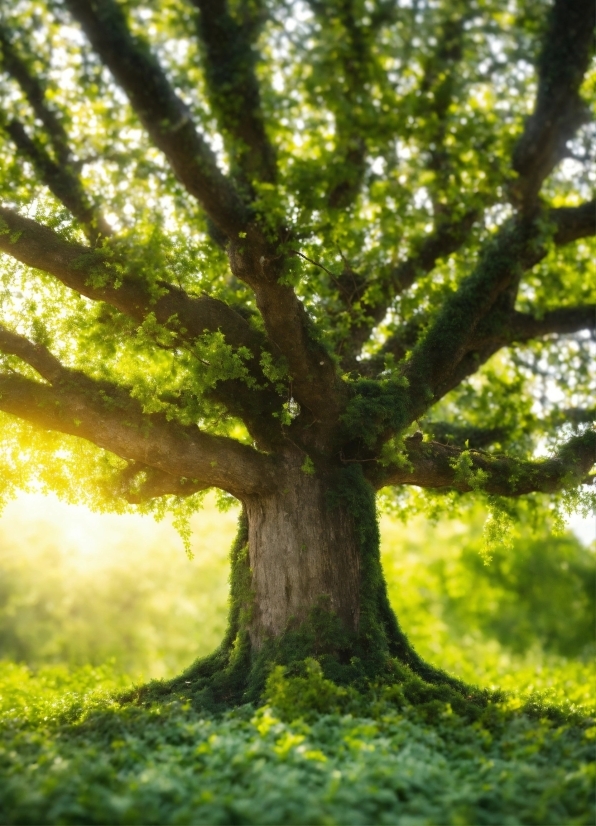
[0, 661, 594, 825]
[0, 495, 594, 824]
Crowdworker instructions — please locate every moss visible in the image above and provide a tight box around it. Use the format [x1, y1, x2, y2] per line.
[340, 377, 410, 448]
[129, 467, 480, 714]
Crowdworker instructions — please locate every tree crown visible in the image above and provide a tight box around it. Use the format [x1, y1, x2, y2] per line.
[0, 0, 594, 540]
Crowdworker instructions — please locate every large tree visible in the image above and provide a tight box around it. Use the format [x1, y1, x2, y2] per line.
[0, 0, 594, 702]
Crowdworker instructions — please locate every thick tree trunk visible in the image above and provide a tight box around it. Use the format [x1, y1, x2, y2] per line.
[245, 468, 361, 649]
[162, 459, 460, 708]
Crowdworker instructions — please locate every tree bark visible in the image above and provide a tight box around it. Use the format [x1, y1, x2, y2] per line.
[150, 456, 466, 710]
[245, 460, 362, 650]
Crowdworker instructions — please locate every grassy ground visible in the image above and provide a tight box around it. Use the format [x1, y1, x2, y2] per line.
[0, 495, 594, 824]
[0, 660, 594, 825]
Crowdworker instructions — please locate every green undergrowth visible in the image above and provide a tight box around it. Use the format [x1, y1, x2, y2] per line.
[1, 659, 595, 826]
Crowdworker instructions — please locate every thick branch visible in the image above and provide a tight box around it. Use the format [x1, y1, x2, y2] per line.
[0, 27, 71, 166]
[422, 423, 508, 450]
[193, 0, 276, 187]
[401, 218, 539, 420]
[229, 234, 347, 435]
[371, 430, 596, 495]
[415, 12, 467, 212]
[510, 305, 596, 341]
[0, 27, 111, 242]
[2, 119, 110, 242]
[0, 207, 284, 444]
[0, 207, 259, 349]
[399, 200, 595, 418]
[0, 324, 64, 382]
[0, 335, 278, 497]
[550, 199, 596, 245]
[303, 0, 399, 210]
[433, 303, 596, 402]
[64, 0, 247, 237]
[511, 0, 595, 209]
[112, 463, 210, 504]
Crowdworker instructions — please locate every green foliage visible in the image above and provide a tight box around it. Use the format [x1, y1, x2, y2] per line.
[0, 660, 594, 825]
[265, 659, 356, 721]
[340, 377, 409, 448]
[1, 495, 594, 823]
[0, 494, 236, 678]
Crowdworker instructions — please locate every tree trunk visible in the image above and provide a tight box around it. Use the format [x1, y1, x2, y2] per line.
[245, 468, 362, 649]
[163, 458, 458, 708]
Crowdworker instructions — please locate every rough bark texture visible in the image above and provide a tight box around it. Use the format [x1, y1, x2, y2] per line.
[137, 464, 466, 711]
[245, 461, 361, 648]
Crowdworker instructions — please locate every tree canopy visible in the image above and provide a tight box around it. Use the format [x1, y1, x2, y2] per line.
[0, 0, 594, 530]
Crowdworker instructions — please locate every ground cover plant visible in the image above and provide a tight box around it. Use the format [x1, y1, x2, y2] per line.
[0, 498, 594, 824]
[1, 654, 595, 826]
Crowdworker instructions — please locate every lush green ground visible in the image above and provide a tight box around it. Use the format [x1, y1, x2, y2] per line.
[0, 495, 594, 824]
[0, 659, 594, 825]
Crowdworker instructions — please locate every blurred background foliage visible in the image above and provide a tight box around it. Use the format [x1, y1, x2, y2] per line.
[0, 494, 593, 703]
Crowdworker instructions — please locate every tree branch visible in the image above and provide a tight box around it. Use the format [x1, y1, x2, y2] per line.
[399, 199, 595, 419]
[0, 207, 284, 445]
[1, 118, 111, 243]
[111, 462, 210, 504]
[0, 324, 65, 382]
[414, 11, 467, 213]
[371, 430, 596, 495]
[0, 331, 278, 498]
[430, 302, 596, 405]
[511, 0, 595, 210]
[421, 422, 508, 450]
[510, 305, 596, 341]
[341, 209, 478, 369]
[0, 27, 72, 166]
[0, 207, 256, 347]
[401, 217, 540, 421]
[193, 0, 276, 188]
[550, 199, 596, 245]
[0, 26, 111, 242]
[227, 230, 348, 438]
[64, 0, 247, 237]
[307, 0, 370, 209]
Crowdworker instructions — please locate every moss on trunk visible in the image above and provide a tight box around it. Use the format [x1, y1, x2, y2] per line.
[132, 466, 476, 712]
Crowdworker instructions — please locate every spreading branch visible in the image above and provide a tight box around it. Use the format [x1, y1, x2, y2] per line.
[1, 119, 110, 243]
[0, 207, 284, 444]
[511, 0, 595, 210]
[342, 209, 478, 368]
[193, 0, 276, 188]
[400, 200, 596, 419]
[0, 27, 111, 242]
[112, 462, 210, 504]
[371, 430, 596, 495]
[550, 199, 596, 245]
[0, 208, 259, 350]
[228, 231, 348, 437]
[305, 0, 372, 209]
[510, 305, 596, 342]
[0, 328, 278, 497]
[401, 217, 538, 420]
[61, 0, 341, 434]
[64, 0, 247, 237]
[0, 27, 72, 166]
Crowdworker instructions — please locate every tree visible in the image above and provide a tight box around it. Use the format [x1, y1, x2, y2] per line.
[0, 0, 594, 704]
